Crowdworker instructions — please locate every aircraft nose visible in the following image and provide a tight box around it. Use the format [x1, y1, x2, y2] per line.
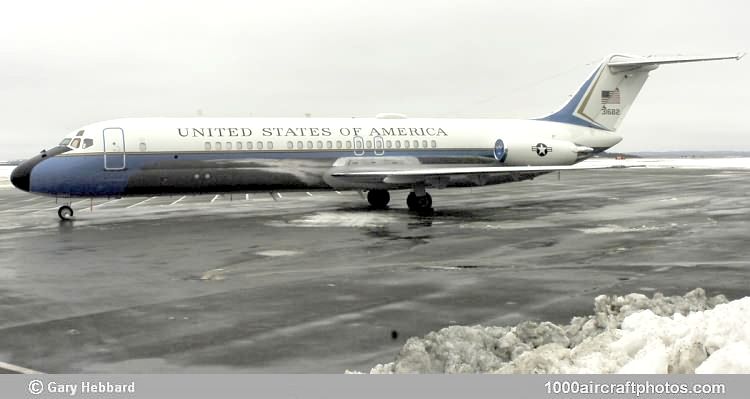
[10, 162, 32, 192]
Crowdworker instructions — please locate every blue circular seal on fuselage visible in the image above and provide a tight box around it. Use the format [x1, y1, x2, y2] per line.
[493, 139, 507, 162]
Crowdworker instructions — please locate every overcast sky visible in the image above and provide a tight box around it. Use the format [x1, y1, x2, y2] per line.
[0, 0, 748, 159]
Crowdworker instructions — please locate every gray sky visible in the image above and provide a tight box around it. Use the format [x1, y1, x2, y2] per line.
[1, 0, 748, 160]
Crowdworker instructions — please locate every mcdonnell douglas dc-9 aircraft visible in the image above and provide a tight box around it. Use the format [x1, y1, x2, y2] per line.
[10, 53, 743, 220]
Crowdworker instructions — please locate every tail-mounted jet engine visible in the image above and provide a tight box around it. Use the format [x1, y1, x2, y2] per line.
[493, 138, 593, 165]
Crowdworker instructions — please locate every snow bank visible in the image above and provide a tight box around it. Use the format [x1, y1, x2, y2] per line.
[0, 166, 15, 188]
[367, 289, 750, 374]
[0, 165, 15, 179]
[583, 157, 750, 170]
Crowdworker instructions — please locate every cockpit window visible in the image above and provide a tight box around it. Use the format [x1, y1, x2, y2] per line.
[70, 138, 81, 148]
[76, 130, 85, 137]
[60, 138, 72, 146]
[82, 138, 94, 149]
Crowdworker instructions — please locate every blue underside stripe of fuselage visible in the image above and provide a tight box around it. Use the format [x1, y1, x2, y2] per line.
[29, 149, 494, 196]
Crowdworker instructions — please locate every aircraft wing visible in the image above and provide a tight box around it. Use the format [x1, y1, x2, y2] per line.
[330, 163, 629, 184]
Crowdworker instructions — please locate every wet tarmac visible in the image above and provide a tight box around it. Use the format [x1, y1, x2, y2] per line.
[1, 165, 749, 372]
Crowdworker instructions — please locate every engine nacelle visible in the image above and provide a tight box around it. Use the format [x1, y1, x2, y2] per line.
[492, 138, 592, 166]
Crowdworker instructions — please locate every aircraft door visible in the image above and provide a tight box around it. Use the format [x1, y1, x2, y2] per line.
[103, 128, 126, 170]
[373, 135, 384, 156]
[353, 136, 365, 156]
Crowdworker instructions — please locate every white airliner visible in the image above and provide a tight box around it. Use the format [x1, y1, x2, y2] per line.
[10, 53, 743, 220]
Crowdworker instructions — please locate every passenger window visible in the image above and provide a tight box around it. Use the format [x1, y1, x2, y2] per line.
[70, 138, 81, 148]
[431, 140, 437, 148]
[205, 142, 212, 150]
[306, 141, 313, 149]
[326, 141, 332, 149]
[345, 141, 352, 149]
[287, 141, 294, 149]
[297, 141, 303, 149]
[336, 140, 342, 149]
[386, 140, 392, 149]
[422, 140, 428, 148]
[366, 140, 372, 149]
[83, 138, 94, 149]
[267, 141, 273, 150]
[226, 142, 232, 150]
[139, 142, 147, 152]
[257, 141, 263, 150]
[247, 141, 253, 150]
[413, 140, 419, 148]
[395, 140, 401, 149]
[316, 141, 323, 149]
[404, 140, 410, 148]
[237, 142, 243, 150]
[215, 142, 222, 150]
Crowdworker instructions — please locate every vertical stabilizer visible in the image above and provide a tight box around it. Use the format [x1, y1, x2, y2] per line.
[537, 53, 744, 131]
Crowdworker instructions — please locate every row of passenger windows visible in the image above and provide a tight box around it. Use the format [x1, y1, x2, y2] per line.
[204, 140, 439, 151]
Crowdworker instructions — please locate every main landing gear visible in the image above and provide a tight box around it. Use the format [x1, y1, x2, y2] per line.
[367, 189, 390, 209]
[406, 192, 432, 212]
[58, 205, 74, 221]
[366, 188, 433, 213]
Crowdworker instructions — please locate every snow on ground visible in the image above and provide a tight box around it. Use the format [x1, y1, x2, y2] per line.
[584, 157, 750, 170]
[0, 166, 15, 188]
[0, 165, 15, 178]
[366, 289, 750, 374]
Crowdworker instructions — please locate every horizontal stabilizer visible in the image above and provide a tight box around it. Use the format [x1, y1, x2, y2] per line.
[608, 53, 744, 71]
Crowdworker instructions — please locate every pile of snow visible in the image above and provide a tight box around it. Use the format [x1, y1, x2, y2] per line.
[0, 166, 15, 188]
[367, 289, 750, 374]
[584, 157, 750, 170]
[0, 165, 15, 178]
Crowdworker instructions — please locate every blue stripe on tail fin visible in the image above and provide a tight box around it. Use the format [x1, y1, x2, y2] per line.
[535, 63, 608, 130]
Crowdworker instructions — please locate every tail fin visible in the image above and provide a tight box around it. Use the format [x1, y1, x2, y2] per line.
[537, 53, 744, 131]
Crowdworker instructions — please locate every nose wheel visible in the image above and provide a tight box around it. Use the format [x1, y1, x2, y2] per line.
[58, 205, 74, 221]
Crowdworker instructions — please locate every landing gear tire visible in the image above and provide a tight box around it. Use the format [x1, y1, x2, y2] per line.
[58, 205, 74, 221]
[406, 192, 432, 212]
[367, 189, 390, 209]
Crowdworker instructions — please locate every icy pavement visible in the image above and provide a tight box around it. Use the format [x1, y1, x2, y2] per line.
[1, 166, 750, 373]
[366, 289, 750, 374]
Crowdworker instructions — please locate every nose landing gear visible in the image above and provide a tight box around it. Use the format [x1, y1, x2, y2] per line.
[58, 205, 74, 221]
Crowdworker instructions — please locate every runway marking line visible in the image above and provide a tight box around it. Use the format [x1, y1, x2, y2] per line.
[77, 199, 121, 211]
[306, 192, 313, 197]
[0, 361, 41, 374]
[211, 195, 221, 203]
[94, 198, 121, 208]
[19, 197, 43, 203]
[126, 197, 155, 209]
[170, 196, 186, 206]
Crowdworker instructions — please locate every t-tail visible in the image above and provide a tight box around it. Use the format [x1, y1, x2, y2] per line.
[537, 53, 744, 131]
